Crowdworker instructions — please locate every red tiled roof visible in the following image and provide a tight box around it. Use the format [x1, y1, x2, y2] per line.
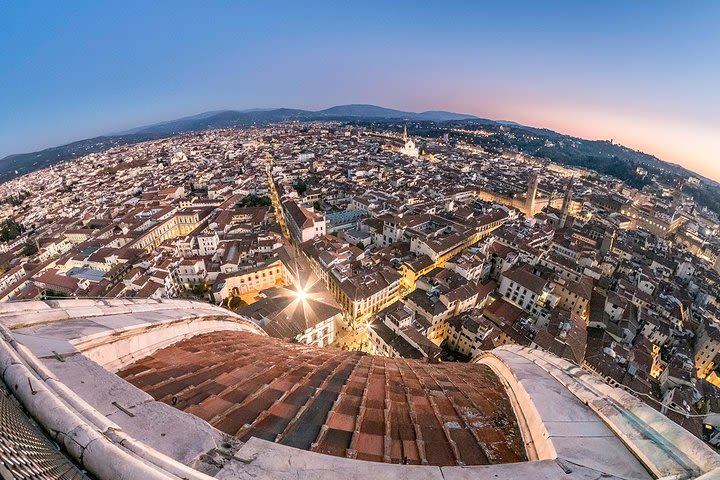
[502, 265, 548, 295]
[118, 331, 525, 466]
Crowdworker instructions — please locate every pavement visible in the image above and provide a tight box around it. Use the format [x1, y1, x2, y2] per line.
[332, 324, 371, 353]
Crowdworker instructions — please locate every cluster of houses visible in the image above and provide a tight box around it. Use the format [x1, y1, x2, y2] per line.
[1, 121, 720, 447]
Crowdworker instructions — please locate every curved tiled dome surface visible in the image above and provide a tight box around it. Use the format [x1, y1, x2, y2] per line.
[118, 331, 526, 466]
[3, 300, 720, 479]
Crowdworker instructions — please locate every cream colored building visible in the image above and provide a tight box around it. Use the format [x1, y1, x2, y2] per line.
[696, 314, 720, 384]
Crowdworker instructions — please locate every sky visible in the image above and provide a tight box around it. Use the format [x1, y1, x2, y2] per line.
[1, 1, 719, 180]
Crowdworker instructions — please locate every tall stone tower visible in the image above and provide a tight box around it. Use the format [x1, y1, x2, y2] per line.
[670, 179, 684, 220]
[600, 228, 616, 257]
[558, 176, 574, 229]
[526, 174, 540, 216]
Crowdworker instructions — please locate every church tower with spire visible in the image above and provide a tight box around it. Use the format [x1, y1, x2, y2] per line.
[400, 125, 419, 158]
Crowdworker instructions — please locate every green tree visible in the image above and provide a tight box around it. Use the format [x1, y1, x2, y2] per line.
[0, 219, 25, 243]
[236, 194, 271, 208]
[293, 180, 307, 195]
[41, 289, 67, 300]
[22, 241, 37, 256]
[227, 296, 247, 310]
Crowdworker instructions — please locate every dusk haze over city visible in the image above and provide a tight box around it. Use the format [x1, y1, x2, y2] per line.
[2, 1, 719, 180]
[1, 2, 720, 480]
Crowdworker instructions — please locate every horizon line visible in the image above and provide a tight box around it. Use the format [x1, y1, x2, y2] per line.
[0, 103, 712, 184]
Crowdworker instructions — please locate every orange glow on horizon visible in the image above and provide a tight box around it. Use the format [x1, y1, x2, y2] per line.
[503, 108, 720, 182]
[418, 92, 720, 183]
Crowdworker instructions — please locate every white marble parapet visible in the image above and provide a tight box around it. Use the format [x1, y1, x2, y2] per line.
[479, 345, 720, 479]
[1, 300, 718, 480]
[0, 299, 260, 480]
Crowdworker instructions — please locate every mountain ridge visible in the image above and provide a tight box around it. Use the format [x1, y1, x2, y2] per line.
[0, 104, 483, 182]
[0, 104, 715, 192]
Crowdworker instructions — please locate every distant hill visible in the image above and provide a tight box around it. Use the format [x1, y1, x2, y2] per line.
[401, 119, 720, 215]
[500, 123, 690, 174]
[109, 104, 477, 139]
[312, 104, 478, 121]
[1, 104, 716, 212]
[0, 105, 480, 182]
[0, 132, 169, 184]
[314, 104, 413, 119]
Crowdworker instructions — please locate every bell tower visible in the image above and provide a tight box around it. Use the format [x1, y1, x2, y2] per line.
[559, 176, 574, 229]
[526, 174, 540, 216]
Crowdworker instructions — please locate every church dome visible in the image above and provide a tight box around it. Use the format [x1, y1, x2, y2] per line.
[0, 299, 717, 479]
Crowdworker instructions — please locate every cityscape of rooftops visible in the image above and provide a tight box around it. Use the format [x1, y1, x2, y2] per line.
[1, 2, 720, 479]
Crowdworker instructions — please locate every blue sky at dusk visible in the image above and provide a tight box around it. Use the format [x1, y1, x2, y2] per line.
[1, 1, 719, 179]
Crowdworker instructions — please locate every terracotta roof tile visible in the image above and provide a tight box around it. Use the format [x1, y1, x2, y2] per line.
[118, 330, 526, 466]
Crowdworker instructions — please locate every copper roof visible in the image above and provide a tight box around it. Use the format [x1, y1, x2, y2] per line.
[118, 331, 526, 466]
